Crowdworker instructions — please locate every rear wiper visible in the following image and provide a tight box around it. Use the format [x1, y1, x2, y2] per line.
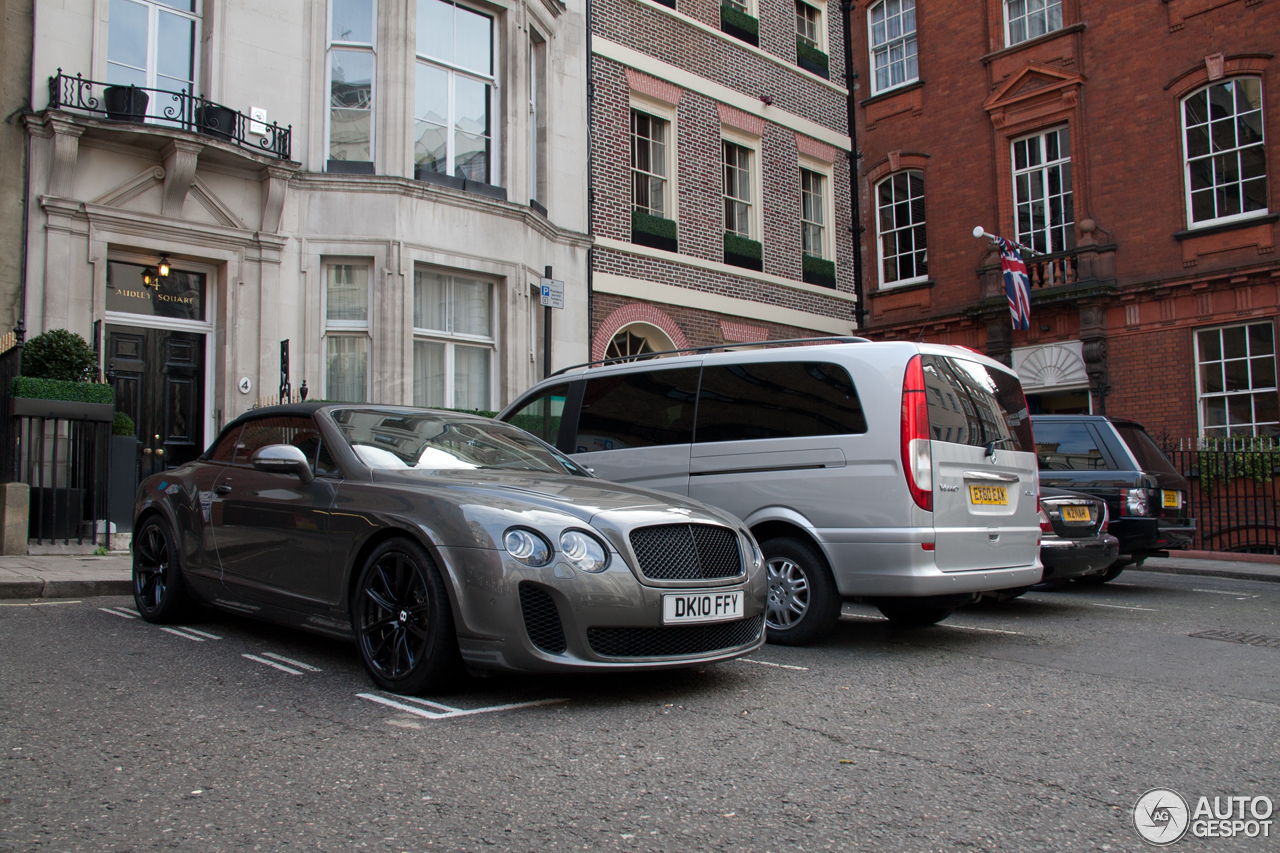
[984, 437, 1016, 458]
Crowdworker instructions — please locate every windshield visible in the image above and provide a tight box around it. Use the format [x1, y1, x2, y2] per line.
[1113, 424, 1181, 477]
[330, 409, 589, 476]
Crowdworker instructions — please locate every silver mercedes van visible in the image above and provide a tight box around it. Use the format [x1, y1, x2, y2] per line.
[498, 340, 1042, 643]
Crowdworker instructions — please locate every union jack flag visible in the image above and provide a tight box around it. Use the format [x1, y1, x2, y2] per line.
[997, 236, 1032, 331]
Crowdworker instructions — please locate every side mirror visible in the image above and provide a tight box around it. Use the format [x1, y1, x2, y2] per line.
[250, 444, 315, 484]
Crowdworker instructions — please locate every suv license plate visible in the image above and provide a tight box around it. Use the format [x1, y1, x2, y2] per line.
[1163, 490, 1181, 508]
[969, 485, 1008, 505]
[1061, 505, 1090, 523]
[662, 591, 744, 625]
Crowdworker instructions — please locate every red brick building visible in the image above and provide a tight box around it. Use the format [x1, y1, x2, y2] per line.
[588, 0, 860, 359]
[850, 0, 1278, 440]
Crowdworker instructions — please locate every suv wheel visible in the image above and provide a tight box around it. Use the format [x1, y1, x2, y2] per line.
[761, 537, 841, 646]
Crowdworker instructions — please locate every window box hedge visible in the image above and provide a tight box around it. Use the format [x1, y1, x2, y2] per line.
[802, 254, 837, 288]
[720, 5, 759, 46]
[11, 377, 115, 423]
[632, 210, 679, 253]
[724, 232, 764, 271]
[797, 40, 829, 79]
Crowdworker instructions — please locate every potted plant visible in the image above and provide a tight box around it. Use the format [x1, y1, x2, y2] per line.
[103, 85, 148, 123]
[632, 210, 679, 253]
[724, 231, 764, 271]
[803, 254, 837, 288]
[196, 103, 238, 141]
[797, 41, 830, 79]
[720, 4, 759, 46]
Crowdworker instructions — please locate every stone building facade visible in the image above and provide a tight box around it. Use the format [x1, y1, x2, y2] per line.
[23, 0, 590, 465]
[850, 0, 1279, 440]
[2, 0, 33, 331]
[588, 0, 859, 360]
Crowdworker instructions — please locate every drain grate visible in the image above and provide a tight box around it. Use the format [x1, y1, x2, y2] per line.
[1189, 629, 1280, 649]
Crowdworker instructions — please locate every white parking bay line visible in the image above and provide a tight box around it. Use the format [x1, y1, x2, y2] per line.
[1091, 603, 1160, 612]
[0, 599, 83, 607]
[180, 627, 222, 640]
[242, 654, 303, 675]
[739, 658, 810, 671]
[160, 627, 208, 641]
[944, 624, 1023, 635]
[262, 652, 320, 672]
[1195, 589, 1260, 599]
[357, 692, 568, 720]
[99, 607, 138, 619]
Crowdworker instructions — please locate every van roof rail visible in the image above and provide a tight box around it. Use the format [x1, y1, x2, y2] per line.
[550, 336, 870, 377]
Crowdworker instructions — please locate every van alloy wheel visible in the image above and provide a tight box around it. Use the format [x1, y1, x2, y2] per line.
[766, 557, 810, 629]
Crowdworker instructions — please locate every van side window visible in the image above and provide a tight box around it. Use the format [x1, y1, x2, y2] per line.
[505, 383, 570, 446]
[695, 362, 867, 442]
[922, 356, 1033, 452]
[1036, 422, 1112, 470]
[576, 369, 700, 451]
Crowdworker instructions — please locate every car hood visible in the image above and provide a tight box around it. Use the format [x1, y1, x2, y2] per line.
[369, 469, 737, 527]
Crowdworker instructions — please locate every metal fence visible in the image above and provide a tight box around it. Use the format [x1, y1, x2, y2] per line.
[1164, 437, 1280, 554]
[14, 410, 113, 548]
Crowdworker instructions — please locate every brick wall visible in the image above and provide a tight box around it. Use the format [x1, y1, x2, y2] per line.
[593, 292, 822, 351]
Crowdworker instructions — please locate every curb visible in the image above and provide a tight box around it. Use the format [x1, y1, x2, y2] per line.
[0, 578, 132, 599]
[1133, 565, 1280, 585]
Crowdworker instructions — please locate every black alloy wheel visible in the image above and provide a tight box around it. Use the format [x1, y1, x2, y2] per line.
[132, 516, 192, 623]
[354, 538, 462, 694]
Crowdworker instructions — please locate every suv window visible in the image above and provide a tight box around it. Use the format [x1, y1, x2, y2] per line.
[695, 362, 866, 442]
[1034, 421, 1112, 470]
[922, 356, 1033, 452]
[1113, 424, 1180, 477]
[505, 383, 570, 446]
[575, 368, 700, 452]
[232, 416, 326, 470]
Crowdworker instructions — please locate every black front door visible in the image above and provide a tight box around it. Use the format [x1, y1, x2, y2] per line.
[108, 325, 207, 479]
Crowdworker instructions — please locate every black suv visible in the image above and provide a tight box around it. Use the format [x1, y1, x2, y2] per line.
[1031, 415, 1195, 582]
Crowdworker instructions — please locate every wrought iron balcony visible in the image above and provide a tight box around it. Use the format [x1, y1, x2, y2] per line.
[48, 70, 291, 161]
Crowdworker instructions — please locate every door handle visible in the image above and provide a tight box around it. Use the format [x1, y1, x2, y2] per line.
[214, 484, 233, 495]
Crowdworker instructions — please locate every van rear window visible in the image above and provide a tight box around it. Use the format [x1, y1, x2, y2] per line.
[921, 356, 1033, 453]
[575, 368, 700, 452]
[695, 362, 866, 442]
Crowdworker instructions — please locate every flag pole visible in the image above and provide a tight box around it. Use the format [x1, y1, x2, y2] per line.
[972, 226, 1038, 256]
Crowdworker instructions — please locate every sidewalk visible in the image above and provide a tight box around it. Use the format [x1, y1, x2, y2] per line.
[1, 551, 1278, 600]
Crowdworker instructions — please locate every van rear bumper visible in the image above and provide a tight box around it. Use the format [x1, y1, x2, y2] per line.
[822, 542, 1043, 597]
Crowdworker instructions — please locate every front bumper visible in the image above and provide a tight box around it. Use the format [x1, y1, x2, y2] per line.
[1040, 533, 1121, 581]
[439, 546, 767, 674]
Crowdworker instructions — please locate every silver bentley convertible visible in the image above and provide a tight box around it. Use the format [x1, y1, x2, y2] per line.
[131, 404, 767, 693]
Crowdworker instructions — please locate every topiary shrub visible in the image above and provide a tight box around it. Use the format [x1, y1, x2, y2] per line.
[22, 329, 96, 382]
[113, 411, 137, 436]
[12, 376, 114, 404]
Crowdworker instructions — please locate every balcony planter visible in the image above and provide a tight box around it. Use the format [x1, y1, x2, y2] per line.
[724, 232, 763, 271]
[797, 41, 830, 79]
[415, 166, 466, 190]
[632, 210, 679, 253]
[720, 5, 759, 46]
[802, 254, 837, 288]
[463, 179, 508, 201]
[327, 159, 376, 175]
[102, 86, 148, 123]
[196, 104, 237, 141]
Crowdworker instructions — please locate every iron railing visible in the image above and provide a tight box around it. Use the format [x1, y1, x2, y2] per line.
[14, 412, 112, 549]
[0, 325, 24, 483]
[49, 70, 291, 161]
[1165, 437, 1280, 554]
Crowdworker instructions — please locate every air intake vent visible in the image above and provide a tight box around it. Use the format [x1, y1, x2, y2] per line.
[587, 615, 763, 658]
[519, 583, 567, 654]
[628, 524, 743, 580]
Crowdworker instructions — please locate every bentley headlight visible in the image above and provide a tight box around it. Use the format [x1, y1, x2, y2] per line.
[559, 530, 608, 573]
[504, 528, 552, 567]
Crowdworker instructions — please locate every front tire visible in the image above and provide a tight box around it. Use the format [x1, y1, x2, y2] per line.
[354, 538, 463, 695]
[132, 516, 193, 623]
[761, 537, 842, 646]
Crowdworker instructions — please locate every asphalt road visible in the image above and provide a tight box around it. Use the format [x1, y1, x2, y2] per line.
[2, 569, 1277, 852]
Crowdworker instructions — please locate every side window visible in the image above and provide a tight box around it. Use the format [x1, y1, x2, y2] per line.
[505, 383, 570, 445]
[695, 362, 866, 442]
[232, 416, 326, 469]
[206, 425, 243, 463]
[1034, 422, 1111, 471]
[575, 368, 700, 452]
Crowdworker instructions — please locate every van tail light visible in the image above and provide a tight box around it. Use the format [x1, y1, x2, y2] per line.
[900, 355, 932, 511]
[1038, 506, 1052, 534]
[1120, 488, 1149, 517]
